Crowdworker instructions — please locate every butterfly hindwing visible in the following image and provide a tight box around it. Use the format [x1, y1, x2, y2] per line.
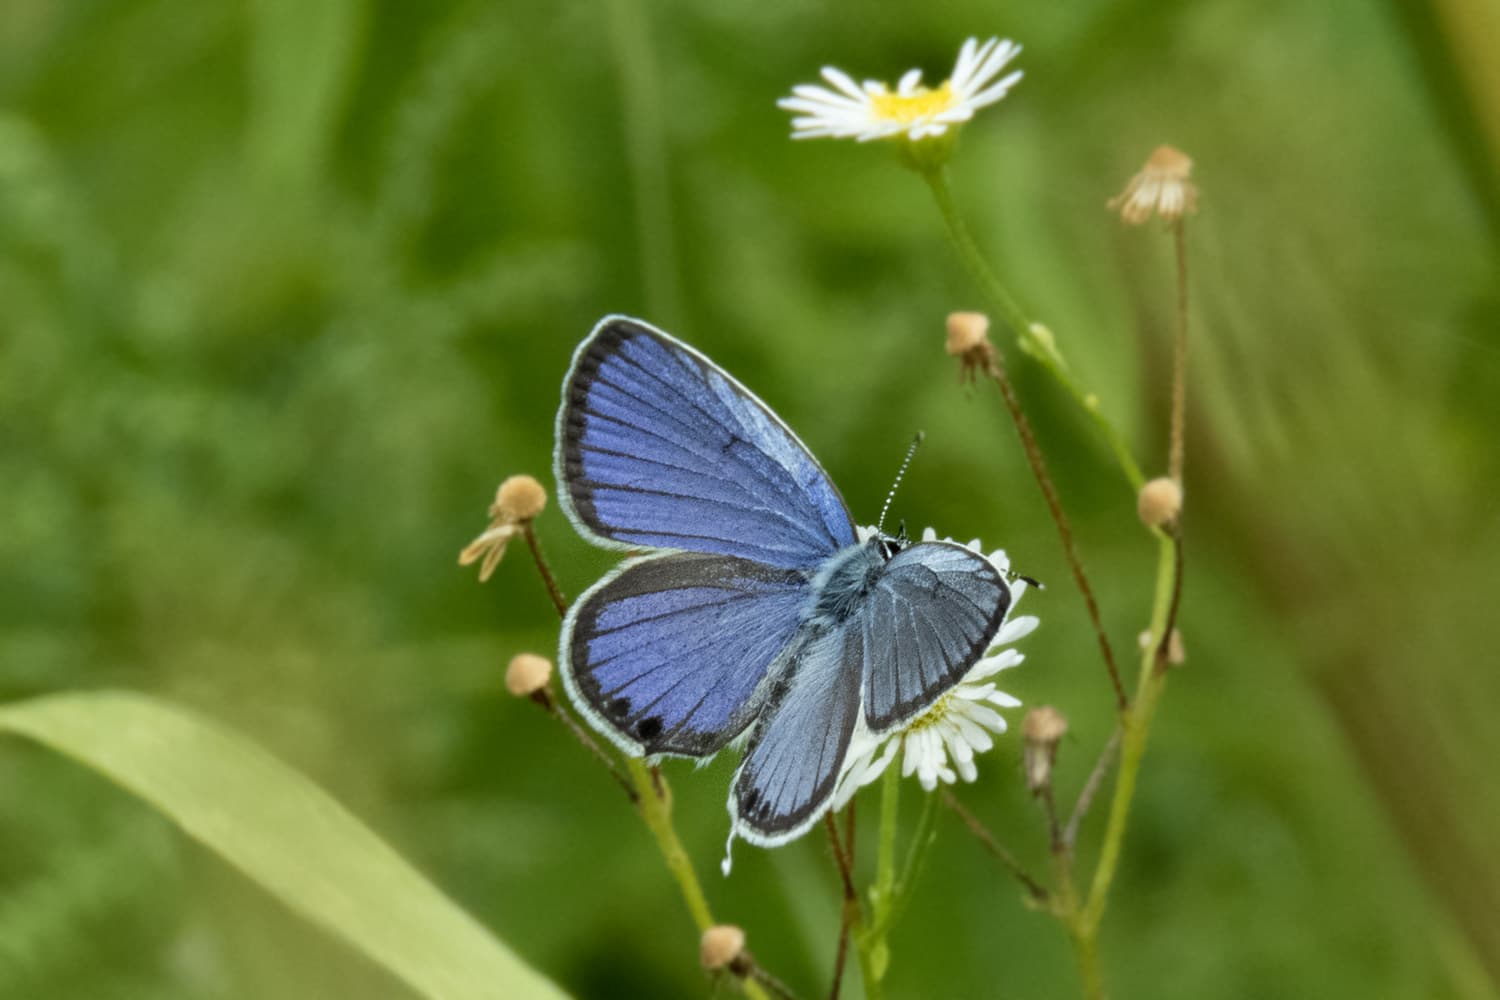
[561, 551, 811, 757]
[556, 316, 858, 570]
[859, 541, 1011, 733]
[730, 623, 862, 845]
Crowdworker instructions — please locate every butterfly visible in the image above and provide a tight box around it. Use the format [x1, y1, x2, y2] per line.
[555, 316, 1018, 852]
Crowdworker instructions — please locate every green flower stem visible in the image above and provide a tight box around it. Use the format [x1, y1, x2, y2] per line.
[1083, 534, 1174, 930]
[624, 759, 771, 1000]
[626, 759, 712, 931]
[1050, 532, 1177, 1000]
[922, 166, 1144, 491]
[854, 763, 903, 1000]
[883, 791, 939, 935]
[875, 762, 901, 915]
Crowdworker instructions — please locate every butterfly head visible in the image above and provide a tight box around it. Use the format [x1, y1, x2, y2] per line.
[874, 520, 911, 562]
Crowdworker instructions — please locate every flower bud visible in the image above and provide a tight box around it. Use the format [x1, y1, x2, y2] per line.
[1021, 705, 1068, 795]
[1137, 477, 1182, 529]
[700, 924, 747, 972]
[505, 653, 553, 697]
[496, 475, 547, 521]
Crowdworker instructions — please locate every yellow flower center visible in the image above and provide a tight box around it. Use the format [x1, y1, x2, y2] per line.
[870, 81, 955, 123]
[905, 690, 957, 733]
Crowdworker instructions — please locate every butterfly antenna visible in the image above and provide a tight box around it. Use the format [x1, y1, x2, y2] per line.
[877, 432, 925, 534]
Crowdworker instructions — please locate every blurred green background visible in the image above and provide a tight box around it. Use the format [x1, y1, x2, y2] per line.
[3, 0, 1499, 997]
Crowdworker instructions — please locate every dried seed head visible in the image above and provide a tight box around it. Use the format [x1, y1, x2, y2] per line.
[1023, 705, 1068, 744]
[700, 924, 747, 971]
[1021, 705, 1068, 794]
[945, 311, 996, 384]
[945, 311, 990, 355]
[505, 653, 553, 697]
[1137, 477, 1183, 528]
[1109, 144, 1198, 225]
[496, 475, 547, 521]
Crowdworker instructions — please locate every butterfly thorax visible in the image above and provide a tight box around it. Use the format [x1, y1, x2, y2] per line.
[806, 538, 899, 626]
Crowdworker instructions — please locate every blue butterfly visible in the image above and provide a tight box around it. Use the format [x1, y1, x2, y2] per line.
[555, 316, 1016, 852]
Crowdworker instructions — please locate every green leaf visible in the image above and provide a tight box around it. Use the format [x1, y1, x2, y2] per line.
[0, 690, 567, 1000]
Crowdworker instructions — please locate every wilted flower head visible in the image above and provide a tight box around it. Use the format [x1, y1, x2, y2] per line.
[778, 37, 1023, 147]
[459, 474, 548, 582]
[833, 530, 1037, 804]
[1109, 145, 1198, 225]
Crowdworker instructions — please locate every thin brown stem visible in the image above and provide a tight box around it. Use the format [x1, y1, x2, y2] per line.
[1169, 220, 1189, 484]
[749, 961, 799, 1000]
[825, 813, 858, 901]
[1040, 785, 1064, 854]
[844, 799, 856, 861]
[1063, 727, 1122, 849]
[983, 354, 1127, 710]
[940, 790, 1049, 902]
[825, 813, 857, 1000]
[829, 919, 850, 1000]
[532, 690, 637, 803]
[521, 522, 568, 618]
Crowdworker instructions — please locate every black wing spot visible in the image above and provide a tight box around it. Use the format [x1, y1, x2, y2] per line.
[608, 697, 630, 718]
[636, 716, 663, 741]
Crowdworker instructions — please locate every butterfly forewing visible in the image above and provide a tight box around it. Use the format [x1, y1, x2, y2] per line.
[859, 541, 1011, 733]
[561, 552, 810, 757]
[556, 317, 857, 570]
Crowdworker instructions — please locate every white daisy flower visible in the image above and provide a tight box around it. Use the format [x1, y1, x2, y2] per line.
[832, 528, 1038, 805]
[778, 37, 1024, 143]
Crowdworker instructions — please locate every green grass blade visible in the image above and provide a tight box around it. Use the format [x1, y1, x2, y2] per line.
[0, 690, 567, 1000]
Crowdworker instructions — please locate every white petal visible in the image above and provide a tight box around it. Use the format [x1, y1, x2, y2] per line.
[933, 107, 976, 124]
[952, 712, 994, 753]
[952, 37, 996, 91]
[898, 68, 922, 95]
[964, 702, 1009, 733]
[997, 615, 1040, 645]
[986, 690, 1022, 709]
[965, 40, 1019, 94]
[966, 70, 1024, 109]
[820, 66, 866, 100]
[954, 37, 979, 81]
